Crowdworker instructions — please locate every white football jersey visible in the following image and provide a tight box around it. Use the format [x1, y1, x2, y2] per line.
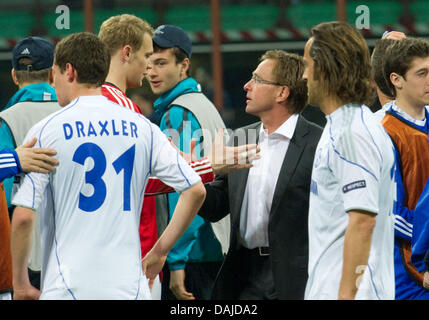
[12, 96, 201, 300]
[305, 104, 395, 300]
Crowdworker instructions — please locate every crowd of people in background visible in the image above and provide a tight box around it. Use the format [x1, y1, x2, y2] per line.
[0, 14, 429, 301]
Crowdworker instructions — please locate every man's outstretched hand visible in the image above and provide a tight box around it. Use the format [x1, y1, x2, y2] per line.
[208, 128, 260, 175]
[169, 128, 260, 175]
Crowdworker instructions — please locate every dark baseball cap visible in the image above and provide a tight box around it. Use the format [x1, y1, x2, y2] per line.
[153, 25, 192, 58]
[12, 36, 54, 71]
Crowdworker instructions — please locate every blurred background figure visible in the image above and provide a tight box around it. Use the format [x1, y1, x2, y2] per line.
[129, 90, 157, 118]
[194, 66, 235, 128]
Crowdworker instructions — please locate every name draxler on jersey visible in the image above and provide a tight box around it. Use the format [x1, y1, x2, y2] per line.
[62, 119, 139, 140]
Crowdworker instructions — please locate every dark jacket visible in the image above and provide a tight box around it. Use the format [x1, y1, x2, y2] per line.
[198, 115, 323, 299]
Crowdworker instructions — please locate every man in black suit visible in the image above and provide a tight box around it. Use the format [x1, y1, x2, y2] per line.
[198, 50, 322, 300]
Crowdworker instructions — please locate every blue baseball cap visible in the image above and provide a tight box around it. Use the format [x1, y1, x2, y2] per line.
[153, 25, 192, 58]
[12, 36, 54, 71]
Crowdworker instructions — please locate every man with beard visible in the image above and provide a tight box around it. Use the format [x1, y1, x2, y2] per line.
[303, 22, 396, 300]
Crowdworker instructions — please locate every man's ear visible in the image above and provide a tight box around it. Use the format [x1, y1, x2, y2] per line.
[390, 72, 403, 91]
[48, 69, 54, 85]
[180, 58, 190, 77]
[11, 68, 19, 86]
[276, 85, 290, 104]
[121, 45, 132, 62]
[65, 63, 77, 82]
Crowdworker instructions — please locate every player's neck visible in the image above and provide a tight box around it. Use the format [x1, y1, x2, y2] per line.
[18, 81, 43, 89]
[395, 96, 426, 120]
[319, 95, 347, 115]
[70, 85, 102, 101]
[106, 71, 127, 92]
[105, 59, 127, 93]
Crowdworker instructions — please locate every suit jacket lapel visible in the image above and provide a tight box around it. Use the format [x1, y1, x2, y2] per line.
[269, 115, 309, 217]
[229, 122, 261, 227]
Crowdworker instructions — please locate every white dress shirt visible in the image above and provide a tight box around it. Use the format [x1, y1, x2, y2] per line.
[239, 114, 299, 249]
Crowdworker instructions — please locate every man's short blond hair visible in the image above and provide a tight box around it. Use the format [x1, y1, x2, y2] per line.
[98, 14, 154, 55]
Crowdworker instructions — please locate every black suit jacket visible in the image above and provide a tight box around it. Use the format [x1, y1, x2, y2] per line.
[198, 115, 323, 300]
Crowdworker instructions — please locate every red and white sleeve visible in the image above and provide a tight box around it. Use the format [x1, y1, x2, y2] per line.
[144, 157, 214, 196]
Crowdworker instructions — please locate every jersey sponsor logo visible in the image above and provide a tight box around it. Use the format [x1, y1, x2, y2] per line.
[62, 119, 139, 140]
[310, 179, 318, 195]
[342, 180, 366, 193]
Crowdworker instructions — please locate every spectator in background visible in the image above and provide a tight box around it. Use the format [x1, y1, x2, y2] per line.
[194, 67, 235, 128]
[129, 91, 156, 118]
[370, 30, 406, 118]
[0, 36, 60, 291]
[147, 24, 229, 300]
[0, 37, 59, 207]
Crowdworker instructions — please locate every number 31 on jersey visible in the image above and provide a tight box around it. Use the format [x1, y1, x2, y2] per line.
[72, 142, 135, 212]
